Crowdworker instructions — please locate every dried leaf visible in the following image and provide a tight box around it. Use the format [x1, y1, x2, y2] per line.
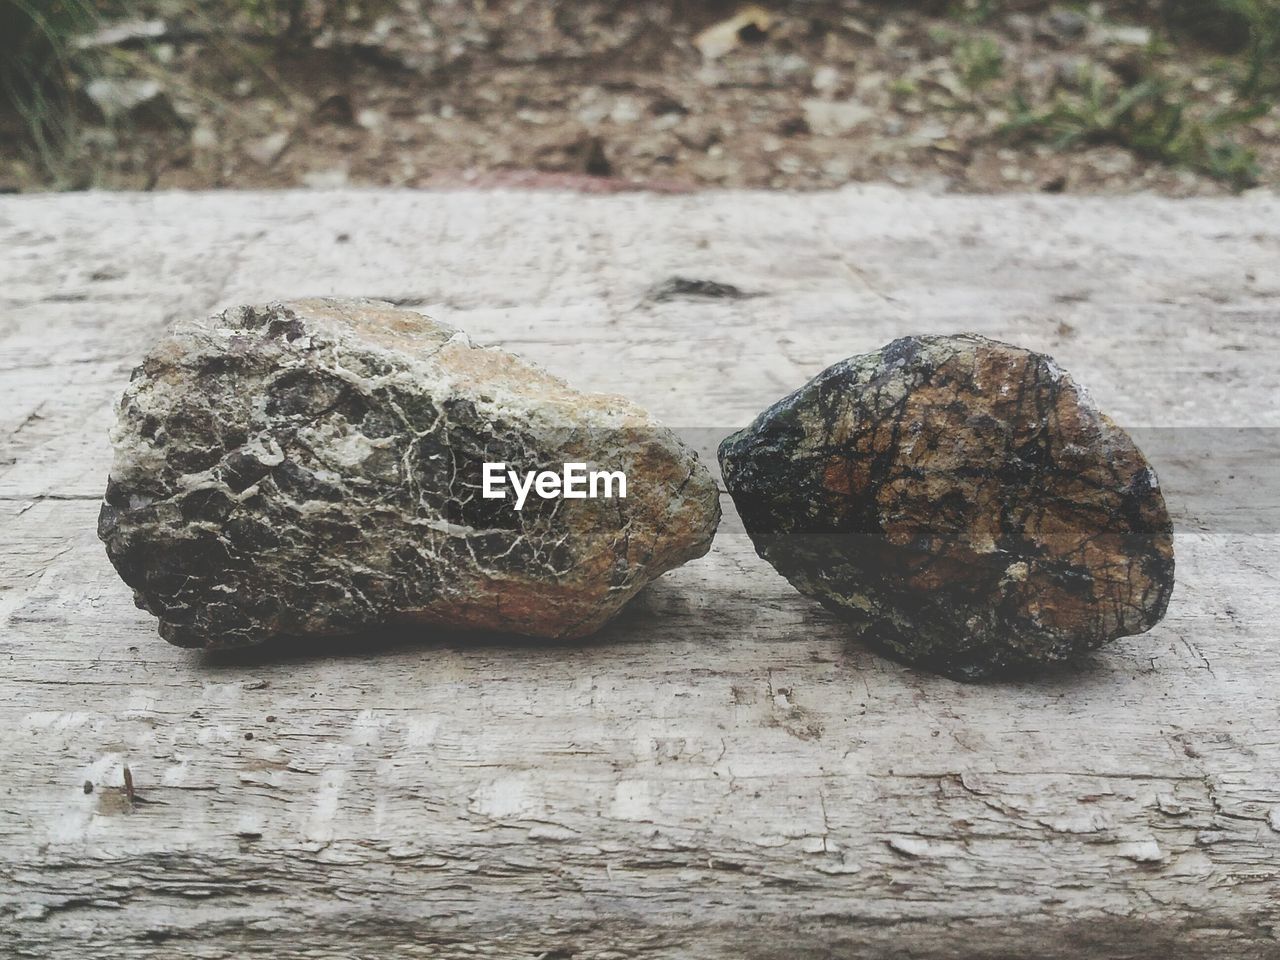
[693, 6, 774, 60]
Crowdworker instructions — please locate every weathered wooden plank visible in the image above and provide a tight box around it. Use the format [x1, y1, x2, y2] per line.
[0, 187, 1278, 958]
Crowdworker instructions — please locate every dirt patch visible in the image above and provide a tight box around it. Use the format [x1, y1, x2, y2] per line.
[1, 0, 1276, 194]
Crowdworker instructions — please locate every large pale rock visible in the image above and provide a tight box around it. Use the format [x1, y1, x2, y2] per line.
[719, 334, 1174, 680]
[99, 298, 719, 648]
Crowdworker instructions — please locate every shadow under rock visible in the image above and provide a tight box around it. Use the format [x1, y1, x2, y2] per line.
[194, 577, 1120, 691]
[837, 618, 1116, 689]
[197, 581, 682, 669]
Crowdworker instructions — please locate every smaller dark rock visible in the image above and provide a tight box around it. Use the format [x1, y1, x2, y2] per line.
[719, 334, 1175, 681]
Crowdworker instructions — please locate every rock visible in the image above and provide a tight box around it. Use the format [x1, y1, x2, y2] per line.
[693, 7, 774, 60]
[801, 98, 876, 136]
[719, 335, 1174, 680]
[1043, 9, 1088, 42]
[99, 298, 719, 649]
[1005, 13, 1036, 42]
[301, 166, 350, 189]
[540, 134, 611, 178]
[355, 108, 387, 132]
[314, 93, 356, 125]
[1094, 25, 1153, 47]
[83, 78, 181, 127]
[811, 65, 840, 94]
[245, 131, 290, 167]
[190, 124, 219, 152]
[74, 19, 168, 51]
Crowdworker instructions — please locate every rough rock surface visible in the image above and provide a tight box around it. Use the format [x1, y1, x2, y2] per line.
[719, 334, 1175, 680]
[99, 298, 720, 649]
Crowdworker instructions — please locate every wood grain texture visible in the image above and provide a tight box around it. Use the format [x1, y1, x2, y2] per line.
[1, 187, 1278, 959]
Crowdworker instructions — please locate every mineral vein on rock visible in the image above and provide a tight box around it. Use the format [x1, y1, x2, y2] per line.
[99, 298, 720, 648]
[719, 334, 1175, 680]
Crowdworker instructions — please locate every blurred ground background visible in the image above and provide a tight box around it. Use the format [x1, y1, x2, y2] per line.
[2, 0, 1277, 195]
